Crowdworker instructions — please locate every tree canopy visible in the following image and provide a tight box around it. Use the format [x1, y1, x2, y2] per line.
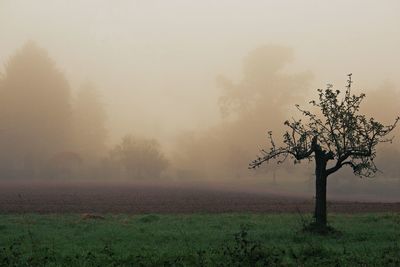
[174, 45, 312, 181]
[250, 74, 399, 178]
[109, 135, 169, 179]
[0, 41, 72, 175]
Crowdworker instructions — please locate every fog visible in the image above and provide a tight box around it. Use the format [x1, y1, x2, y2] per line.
[0, 1, 399, 200]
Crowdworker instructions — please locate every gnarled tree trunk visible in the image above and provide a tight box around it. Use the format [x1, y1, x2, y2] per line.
[314, 153, 327, 226]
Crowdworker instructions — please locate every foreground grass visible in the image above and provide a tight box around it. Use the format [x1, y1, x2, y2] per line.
[0, 213, 399, 266]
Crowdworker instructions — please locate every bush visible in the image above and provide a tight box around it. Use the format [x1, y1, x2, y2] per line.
[108, 135, 169, 179]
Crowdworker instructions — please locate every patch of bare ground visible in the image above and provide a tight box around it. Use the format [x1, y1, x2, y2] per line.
[0, 180, 399, 214]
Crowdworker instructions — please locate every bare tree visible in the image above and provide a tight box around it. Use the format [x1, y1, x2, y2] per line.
[250, 74, 399, 229]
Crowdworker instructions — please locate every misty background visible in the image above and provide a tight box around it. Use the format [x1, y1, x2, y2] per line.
[0, 0, 399, 200]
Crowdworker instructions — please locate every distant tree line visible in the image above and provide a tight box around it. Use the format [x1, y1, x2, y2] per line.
[0, 41, 168, 180]
[0, 41, 397, 190]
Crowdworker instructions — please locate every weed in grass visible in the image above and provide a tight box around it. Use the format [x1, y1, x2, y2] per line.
[0, 242, 23, 266]
[138, 215, 160, 223]
[220, 225, 285, 267]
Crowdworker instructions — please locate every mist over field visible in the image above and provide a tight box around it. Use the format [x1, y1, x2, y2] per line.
[0, 0, 399, 201]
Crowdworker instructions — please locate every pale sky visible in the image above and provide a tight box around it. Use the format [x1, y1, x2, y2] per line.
[1, 0, 399, 145]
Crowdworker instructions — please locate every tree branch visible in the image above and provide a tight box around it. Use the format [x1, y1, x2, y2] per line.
[249, 135, 317, 169]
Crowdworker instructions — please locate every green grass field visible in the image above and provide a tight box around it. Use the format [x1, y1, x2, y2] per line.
[0, 213, 399, 266]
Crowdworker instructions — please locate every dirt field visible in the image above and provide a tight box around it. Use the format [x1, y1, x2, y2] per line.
[0, 180, 399, 214]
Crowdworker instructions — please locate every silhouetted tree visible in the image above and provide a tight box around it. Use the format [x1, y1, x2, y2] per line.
[250, 74, 399, 229]
[0, 41, 72, 177]
[110, 135, 168, 179]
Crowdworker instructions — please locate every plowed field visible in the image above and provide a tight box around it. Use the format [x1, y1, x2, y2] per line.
[0, 180, 399, 214]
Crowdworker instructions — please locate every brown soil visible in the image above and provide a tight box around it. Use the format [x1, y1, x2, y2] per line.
[0, 180, 399, 214]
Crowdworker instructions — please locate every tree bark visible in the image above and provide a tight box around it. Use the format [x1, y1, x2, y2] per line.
[314, 153, 327, 226]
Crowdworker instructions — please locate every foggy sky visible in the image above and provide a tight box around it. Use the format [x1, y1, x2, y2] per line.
[1, 0, 400, 147]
